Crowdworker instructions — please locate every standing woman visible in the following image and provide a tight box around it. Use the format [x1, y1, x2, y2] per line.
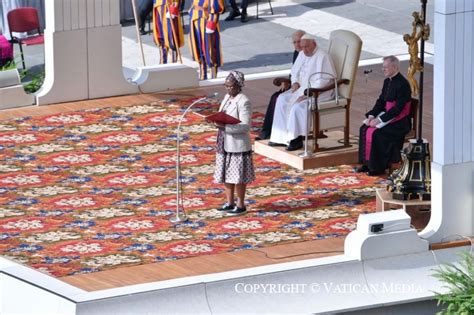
[213, 71, 255, 216]
[189, 0, 225, 80]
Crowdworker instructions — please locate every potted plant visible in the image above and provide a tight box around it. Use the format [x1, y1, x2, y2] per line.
[433, 251, 474, 315]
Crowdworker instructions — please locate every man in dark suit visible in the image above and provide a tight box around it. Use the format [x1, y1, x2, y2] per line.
[138, 0, 154, 35]
[224, 0, 249, 23]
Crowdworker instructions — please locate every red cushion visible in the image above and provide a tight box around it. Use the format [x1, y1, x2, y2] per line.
[20, 34, 44, 46]
[7, 7, 41, 33]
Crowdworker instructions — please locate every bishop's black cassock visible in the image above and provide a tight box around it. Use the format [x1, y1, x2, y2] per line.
[358, 72, 412, 173]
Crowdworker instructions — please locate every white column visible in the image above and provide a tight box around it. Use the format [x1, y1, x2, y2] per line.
[420, 0, 474, 242]
[36, 0, 89, 104]
[36, 0, 137, 105]
[86, 0, 137, 98]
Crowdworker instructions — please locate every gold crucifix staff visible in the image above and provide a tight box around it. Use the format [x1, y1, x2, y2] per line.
[388, 0, 431, 201]
[405, 0, 430, 142]
[403, 11, 430, 97]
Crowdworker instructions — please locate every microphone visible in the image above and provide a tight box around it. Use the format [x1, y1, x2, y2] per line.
[363, 70, 372, 112]
[207, 92, 219, 99]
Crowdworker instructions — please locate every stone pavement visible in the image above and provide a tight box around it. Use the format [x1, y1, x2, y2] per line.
[11, 0, 435, 83]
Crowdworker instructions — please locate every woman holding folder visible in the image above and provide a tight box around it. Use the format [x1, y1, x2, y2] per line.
[212, 71, 255, 216]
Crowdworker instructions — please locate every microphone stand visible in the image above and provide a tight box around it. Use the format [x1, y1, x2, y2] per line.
[299, 82, 314, 158]
[171, 94, 217, 223]
[299, 71, 338, 158]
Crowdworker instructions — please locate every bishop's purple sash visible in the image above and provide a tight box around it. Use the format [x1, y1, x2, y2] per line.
[365, 100, 411, 161]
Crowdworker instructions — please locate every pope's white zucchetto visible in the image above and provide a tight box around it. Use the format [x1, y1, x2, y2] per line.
[300, 33, 316, 41]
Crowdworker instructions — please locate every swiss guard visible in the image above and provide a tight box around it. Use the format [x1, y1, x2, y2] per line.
[189, 0, 225, 80]
[152, 0, 185, 63]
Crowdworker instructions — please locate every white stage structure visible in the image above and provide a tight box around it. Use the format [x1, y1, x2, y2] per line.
[35, 0, 198, 105]
[1, 1, 474, 314]
[419, 0, 474, 243]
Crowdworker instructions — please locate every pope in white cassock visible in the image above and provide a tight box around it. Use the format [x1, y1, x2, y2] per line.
[269, 34, 337, 151]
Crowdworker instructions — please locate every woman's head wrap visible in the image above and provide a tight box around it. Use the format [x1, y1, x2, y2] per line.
[226, 70, 245, 88]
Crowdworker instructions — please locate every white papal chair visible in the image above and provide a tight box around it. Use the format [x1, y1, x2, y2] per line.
[306, 30, 362, 153]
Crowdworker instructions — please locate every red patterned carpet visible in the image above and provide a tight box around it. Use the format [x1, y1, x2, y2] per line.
[0, 97, 385, 277]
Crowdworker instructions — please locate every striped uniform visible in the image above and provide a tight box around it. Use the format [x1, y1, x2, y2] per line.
[189, 0, 225, 80]
[153, 0, 185, 63]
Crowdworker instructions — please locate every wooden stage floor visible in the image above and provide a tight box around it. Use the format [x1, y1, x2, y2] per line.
[0, 61, 434, 292]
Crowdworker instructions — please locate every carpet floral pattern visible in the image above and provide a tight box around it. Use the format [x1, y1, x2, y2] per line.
[0, 98, 385, 277]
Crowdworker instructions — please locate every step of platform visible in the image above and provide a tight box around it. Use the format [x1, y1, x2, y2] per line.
[254, 131, 359, 170]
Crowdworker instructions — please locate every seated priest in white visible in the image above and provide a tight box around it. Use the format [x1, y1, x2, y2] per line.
[268, 34, 336, 151]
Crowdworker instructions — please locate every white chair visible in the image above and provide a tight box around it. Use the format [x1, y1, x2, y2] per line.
[306, 30, 362, 152]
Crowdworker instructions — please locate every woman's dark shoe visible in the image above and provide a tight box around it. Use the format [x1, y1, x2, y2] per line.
[227, 206, 247, 216]
[225, 10, 241, 21]
[217, 203, 235, 211]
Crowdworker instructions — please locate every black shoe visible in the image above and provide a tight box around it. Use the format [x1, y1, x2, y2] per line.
[255, 132, 269, 141]
[268, 141, 286, 147]
[240, 11, 249, 23]
[367, 169, 384, 176]
[286, 143, 303, 151]
[227, 206, 247, 216]
[225, 10, 241, 21]
[140, 29, 147, 36]
[286, 137, 303, 151]
[356, 165, 369, 173]
[317, 131, 328, 139]
[217, 203, 235, 211]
